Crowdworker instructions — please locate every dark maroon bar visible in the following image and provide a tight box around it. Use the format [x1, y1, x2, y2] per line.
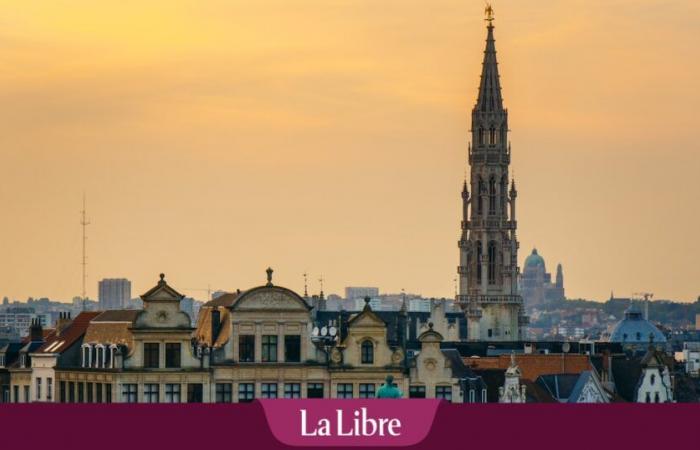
[0, 402, 696, 449]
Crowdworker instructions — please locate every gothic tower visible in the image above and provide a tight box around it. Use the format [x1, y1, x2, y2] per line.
[458, 8, 527, 341]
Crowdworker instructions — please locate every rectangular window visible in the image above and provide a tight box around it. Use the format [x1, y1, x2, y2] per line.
[59, 381, 66, 403]
[36, 377, 42, 401]
[68, 382, 75, 403]
[13, 385, 19, 403]
[409, 385, 426, 399]
[165, 384, 181, 403]
[144, 343, 160, 368]
[469, 389, 475, 403]
[436, 386, 452, 401]
[215, 383, 232, 403]
[122, 384, 138, 403]
[284, 335, 301, 362]
[337, 383, 353, 399]
[261, 383, 278, 399]
[359, 383, 375, 399]
[77, 382, 84, 403]
[87, 382, 93, 403]
[106, 384, 112, 403]
[187, 383, 203, 403]
[47, 378, 52, 402]
[238, 383, 255, 403]
[284, 383, 301, 399]
[96, 383, 103, 403]
[261, 335, 278, 362]
[165, 343, 181, 368]
[144, 384, 159, 403]
[307, 383, 324, 399]
[239, 335, 255, 362]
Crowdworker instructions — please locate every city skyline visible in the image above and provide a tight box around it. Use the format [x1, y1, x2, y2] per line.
[0, 1, 699, 302]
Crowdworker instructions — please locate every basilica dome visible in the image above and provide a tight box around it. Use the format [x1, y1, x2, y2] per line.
[609, 304, 666, 344]
[524, 248, 545, 269]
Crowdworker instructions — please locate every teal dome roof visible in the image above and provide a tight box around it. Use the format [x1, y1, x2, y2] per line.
[609, 304, 666, 344]
[524, 248, 545, 269]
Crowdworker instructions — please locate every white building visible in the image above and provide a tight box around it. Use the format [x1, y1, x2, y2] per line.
[636, 345, 673, 403]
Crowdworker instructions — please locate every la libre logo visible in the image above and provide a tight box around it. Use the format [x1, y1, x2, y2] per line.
[300, 407, 402, 437]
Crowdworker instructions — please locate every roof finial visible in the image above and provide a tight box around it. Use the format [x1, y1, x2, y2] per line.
[266, 267, 273, 286]
[485, 2, 495, 24]
[303, 271, 308, 297]
[159, 273, 165, 284]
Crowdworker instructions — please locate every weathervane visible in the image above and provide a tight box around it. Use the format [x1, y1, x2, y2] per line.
[485, 3, 495, 23]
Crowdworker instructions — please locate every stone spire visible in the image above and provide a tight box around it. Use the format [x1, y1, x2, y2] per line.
[475, 11, 503, 113]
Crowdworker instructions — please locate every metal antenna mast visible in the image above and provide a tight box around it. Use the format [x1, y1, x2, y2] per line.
[80, 194, 90, 310]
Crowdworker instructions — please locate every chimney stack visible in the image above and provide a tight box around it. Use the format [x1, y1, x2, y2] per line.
[56, 312, 73, 336]
[29, 318, 43, 342]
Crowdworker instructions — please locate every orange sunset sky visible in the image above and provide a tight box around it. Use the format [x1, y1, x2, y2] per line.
[0, 0, 698, 303]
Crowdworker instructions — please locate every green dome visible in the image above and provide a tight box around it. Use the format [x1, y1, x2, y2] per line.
[524, 248, 545, 269]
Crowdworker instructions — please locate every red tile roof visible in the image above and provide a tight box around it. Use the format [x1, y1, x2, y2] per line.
[35, 312, 101, 354]
[464, 354, 593, 382]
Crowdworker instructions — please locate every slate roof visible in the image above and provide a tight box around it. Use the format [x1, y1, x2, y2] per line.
[536, 372, 602, 403]
[91, 310, 140, 322]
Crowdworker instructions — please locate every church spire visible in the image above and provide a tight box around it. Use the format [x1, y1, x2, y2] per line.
[475, 6, 503, 113]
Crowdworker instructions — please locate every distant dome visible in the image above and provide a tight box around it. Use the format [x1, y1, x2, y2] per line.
[609, 304, 666, 344]
[524, 248, 545, 269]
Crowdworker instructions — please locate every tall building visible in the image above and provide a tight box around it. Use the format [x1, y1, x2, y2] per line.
[344, 287, 379, 300]
[98, 278, 131, 310]
[457, 8, 527, 341]
[519, 249, 565, 308]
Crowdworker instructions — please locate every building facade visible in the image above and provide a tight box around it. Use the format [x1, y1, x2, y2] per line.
[98, 278, 132, 310]
[457, 11, 527, 341]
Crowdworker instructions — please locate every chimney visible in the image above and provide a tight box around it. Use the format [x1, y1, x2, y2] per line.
[29, 318, 43, 342]
[211, 308, 221, 342]
[56, 312, 73, 336]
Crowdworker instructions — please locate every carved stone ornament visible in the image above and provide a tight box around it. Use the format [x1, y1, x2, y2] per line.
[330, 347, 342, 364]
[391, 348, 404, 365]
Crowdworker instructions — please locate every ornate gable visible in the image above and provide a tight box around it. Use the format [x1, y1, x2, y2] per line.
[232, 287, 310, 312]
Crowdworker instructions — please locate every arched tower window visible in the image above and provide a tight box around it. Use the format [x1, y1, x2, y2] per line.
[488, 241, 497, 285]
[476, 241, 483, 283]
[478, 128, 485, 146]
[361, 340, 374, 364]
[488, 177, 496, 215]
[489, 127, 496, 145]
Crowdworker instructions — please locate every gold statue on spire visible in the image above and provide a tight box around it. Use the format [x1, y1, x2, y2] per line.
[485, 3, 495, 23]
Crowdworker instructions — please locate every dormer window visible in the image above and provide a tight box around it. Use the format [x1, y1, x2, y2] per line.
[81, 344, 92, 368]
[361, 340, 374, 364]
[0, 354, 5, 368]
[20, 354, 26, 368]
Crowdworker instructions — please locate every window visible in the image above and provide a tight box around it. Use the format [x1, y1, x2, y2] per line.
[144, 384, 159, 403]
[262, 336, 278, 362]
[284, 335, 301, 362]
[187, 383, 203, 403]
[59, 381, 66, 403]
[36, 377, 42, 401]
[361, 340, 374, 364]
[239, 335, 255, 362]
[106, 384, 112, 403]
[650, 374, 656, 385]
[47, 378, 52, 402]
[482, 388, 487, 403]
[123, 384, 138, 403]
[87, 382, 93, 403]
[476, 241, 483, 282]
[0, 355, 5, 367]
[337, 383, 353, 399]
[68, 382, 75, 403]
[489, 127, 496, 145]
[655, 392, 660, 403]
[144, 343, 160, 368]
[307, 383, 324, 399]
[487, 329, 493, 338]
[488, 241, 497, 285]
[477, 179, 484, 215]
[284, 383, 301, 399]
[261, 383, 278, 399]
[409, 386, 426, 399]
[436, 386, 452, 401]
[78, 382, 84, 403]
[645, 392, 651, 403]
[238, 383, 255, 403]
[165, 343, 181, 368]
[96, 383, 103, 403]
[478, 128, 484, 145]
[469, 389, 475, 403]
[13, 386, 19, 403]
[216, 383, 232, 403]
[488, 177, 496, 215]
[165, 384, 181, 403]
[359, 383, 375, 399]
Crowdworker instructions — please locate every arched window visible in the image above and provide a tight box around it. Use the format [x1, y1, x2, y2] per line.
[488, 177, 496, 215]
[469, 389, 475, 403]
[81, 344, 91, 368]
[482, 388, 487, 403]
[488, 241, 497, 285]
[654, 392, 660, 403]
[361, 340, 374, 364]
[489, 127, 496, 145]
[476, 241, 483, 283]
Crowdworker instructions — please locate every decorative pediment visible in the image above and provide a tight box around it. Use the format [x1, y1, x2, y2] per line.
[348, 310, 386, 328]
[232, 286, 311, 312]
[140, 274, 185, 303]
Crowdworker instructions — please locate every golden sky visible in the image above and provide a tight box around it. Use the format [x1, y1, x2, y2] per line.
[0, 0, 698, 302]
